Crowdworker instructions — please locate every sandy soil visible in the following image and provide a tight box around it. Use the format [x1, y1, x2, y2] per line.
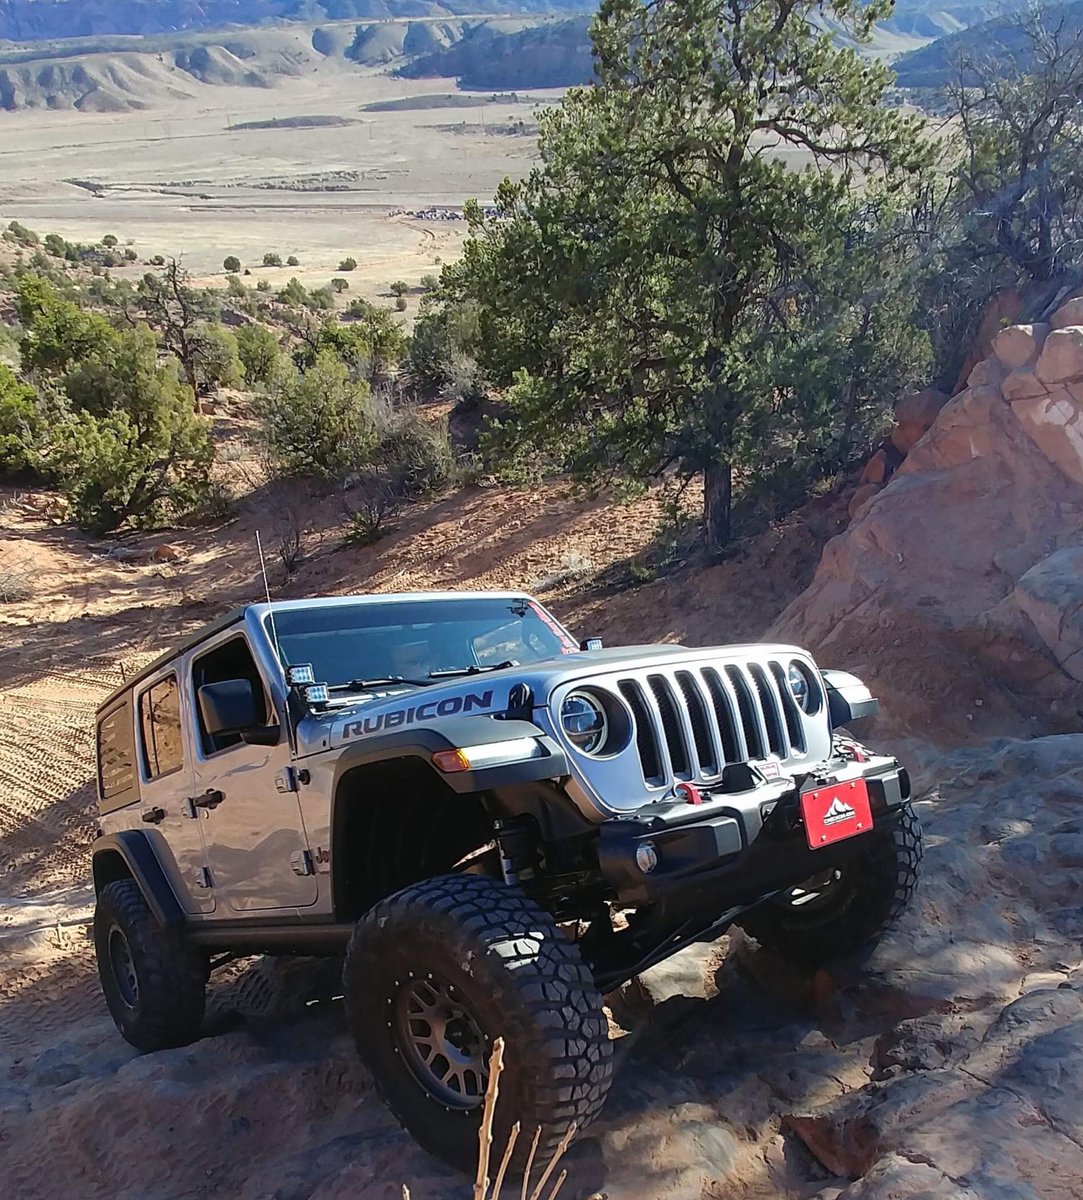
[0, 64, 560, 309]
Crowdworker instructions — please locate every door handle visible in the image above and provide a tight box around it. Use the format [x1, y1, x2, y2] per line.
[190, 789, 225, 811]
[141, 807, 166, 825]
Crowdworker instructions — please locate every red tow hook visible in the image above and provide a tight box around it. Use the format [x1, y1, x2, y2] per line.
[675, 782, 705, 805]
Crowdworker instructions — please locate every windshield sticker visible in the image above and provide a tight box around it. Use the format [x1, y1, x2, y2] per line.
[342, 689, 496, 739]
[528, 602, 579, 654]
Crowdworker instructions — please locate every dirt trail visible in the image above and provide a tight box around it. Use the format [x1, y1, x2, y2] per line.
[3, 470, 1077, 1199]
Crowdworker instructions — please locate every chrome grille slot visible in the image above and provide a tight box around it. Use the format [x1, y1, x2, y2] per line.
[618, 679, 663, 784]
[647, 674, 691, 779]
[701, 668, 743, 762]
[769, 661, 806, 754]
[725, 666, 767, 760]
[749, 663, 788, 758]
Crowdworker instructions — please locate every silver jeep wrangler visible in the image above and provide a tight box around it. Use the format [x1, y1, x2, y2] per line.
[91, 591, 921, 1171]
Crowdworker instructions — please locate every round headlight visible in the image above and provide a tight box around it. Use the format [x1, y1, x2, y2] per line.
[561, 691, 608, 754]
[788, 662, 814, 713]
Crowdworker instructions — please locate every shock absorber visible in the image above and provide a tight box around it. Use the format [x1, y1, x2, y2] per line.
[494, 818, 538, 887]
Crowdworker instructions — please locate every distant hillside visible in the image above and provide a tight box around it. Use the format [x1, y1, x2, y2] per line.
[397, 17, 594, 88]
[0, 1, 594, 43]
[894, 0, 1083, 86]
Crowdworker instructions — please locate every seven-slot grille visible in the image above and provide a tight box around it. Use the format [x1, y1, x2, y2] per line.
[617, 661, 807, 787]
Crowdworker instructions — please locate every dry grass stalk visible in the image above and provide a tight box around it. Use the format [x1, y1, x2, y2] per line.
[492, 1121, 521, 1200]
[545, 1169, 568, 1200]
[474, 1037, 506, 1200]
[402, 1037, 577, 1200]
[519, 1127, 542, 1200]
[527, 1124, 576, 1200]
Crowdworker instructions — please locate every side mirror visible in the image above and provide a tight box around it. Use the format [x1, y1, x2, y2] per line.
[198, 679, 261, 737]
[580, 637, 604, 651]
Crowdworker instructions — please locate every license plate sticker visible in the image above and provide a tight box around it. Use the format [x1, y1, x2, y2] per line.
[801, 780, 873, 850]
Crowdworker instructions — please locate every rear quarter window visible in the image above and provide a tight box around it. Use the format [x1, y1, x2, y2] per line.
[96, 697, 140, 812]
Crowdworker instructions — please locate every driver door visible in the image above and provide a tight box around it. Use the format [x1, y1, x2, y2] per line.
[184, 631, 318, 913]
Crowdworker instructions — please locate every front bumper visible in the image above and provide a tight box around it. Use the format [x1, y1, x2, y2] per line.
[597, 754, 911, 907]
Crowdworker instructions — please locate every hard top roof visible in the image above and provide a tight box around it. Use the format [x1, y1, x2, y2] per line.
[95, 591, 535, 713]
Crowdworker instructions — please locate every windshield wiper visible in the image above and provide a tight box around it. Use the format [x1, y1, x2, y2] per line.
[332, 676, 436, 692]
[427, 661, 519, 679]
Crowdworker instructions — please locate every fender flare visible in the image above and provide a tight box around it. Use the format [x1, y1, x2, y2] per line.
[330, 716, 569, 796]
[92, 831, 185, 928]
[822, 669, 880, 728]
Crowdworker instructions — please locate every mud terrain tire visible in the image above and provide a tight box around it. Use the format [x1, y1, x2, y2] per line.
[736, 804, 923, 965]
[94, 878, 207, 1051]
[342, 874, 613, 1174]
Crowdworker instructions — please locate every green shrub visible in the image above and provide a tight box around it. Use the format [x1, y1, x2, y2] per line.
[123, 248, 138, 262]
[223, 255, 242, 273]
[419, 272, 440, 291]
[235, 322, 281, 386]
[256, 278, 271, 293]
[46, 326, 212, 532]
[277, 277, 308, 307]
[149, 254, 166, 266]
[0, 363, 42, 472]
[338, 257, 358, 272]
[102, 235, 119, 248]
[263, 252, 283, 267]
[287, 255, 300, 267]
[331, 277, 350, 294]
[377, 409, 455, 497]
[4, 221, 38, 248]
[225, 274, 248, 298]
[189, 324, 245, 392]
[389, 280, 409, 297]
[297, 308, 407, 383]
[307, 286, 335, 311]
[17, 274, 119, 376]
[394, 295, 407, 312]
[255, 351, 378, 479]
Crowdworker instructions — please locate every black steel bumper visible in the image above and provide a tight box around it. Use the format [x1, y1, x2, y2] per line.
[597, 755, 911, 908]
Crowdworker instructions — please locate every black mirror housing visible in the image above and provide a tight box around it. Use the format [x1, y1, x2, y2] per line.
[198, 679, 261, 736]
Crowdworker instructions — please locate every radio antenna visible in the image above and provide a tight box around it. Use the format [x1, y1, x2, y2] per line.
[256, 530, 285, 679]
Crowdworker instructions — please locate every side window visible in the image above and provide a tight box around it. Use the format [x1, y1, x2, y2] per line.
[192, 636, 270, 756]
[139, 675, 185, 780]
[97, 698, 138, 810]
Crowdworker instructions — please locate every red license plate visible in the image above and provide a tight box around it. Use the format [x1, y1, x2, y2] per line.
[801, 779, 874, 850]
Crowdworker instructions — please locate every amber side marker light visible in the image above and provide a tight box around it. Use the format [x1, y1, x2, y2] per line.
[433, 738, 547, 774]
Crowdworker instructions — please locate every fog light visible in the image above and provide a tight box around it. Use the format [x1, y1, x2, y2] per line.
[635, 841, 659, 874]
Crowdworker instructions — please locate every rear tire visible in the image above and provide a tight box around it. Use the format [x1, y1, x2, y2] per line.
[736, 804, 923, 965]
[94, 878, 207, 1051]
[342, 874, 613, 1174]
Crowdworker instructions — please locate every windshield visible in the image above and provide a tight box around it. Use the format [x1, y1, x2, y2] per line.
[266, 597, 578, 688]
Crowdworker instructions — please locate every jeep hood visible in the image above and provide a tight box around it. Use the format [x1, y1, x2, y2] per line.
[294, 642, 809, 756]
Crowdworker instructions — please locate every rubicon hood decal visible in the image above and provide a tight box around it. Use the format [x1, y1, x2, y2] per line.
[340, 689, 496, 740]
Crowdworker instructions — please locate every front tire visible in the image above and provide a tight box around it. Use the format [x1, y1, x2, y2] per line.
[736, 804, 923, 965]
[94, 878, 207, 1051]
[342, 874, 613, 1174]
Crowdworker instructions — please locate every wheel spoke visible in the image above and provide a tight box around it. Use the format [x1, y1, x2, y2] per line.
[393, 974, 490, 1110]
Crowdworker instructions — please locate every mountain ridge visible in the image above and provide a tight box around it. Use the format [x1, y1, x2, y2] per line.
[0, 1, 594, 44]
